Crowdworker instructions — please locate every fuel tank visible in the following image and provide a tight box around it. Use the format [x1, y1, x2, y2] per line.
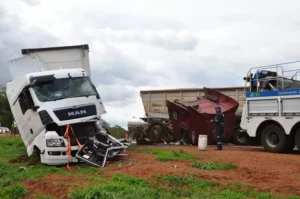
[166, 88, 239, 145]
[127, 118, 148, 132]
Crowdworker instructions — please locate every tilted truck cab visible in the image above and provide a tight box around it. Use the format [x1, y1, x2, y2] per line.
[6, 44, 127, 166]
[6, 69, 105, 165]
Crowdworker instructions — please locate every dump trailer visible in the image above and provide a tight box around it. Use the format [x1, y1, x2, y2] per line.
[6, 44, 128, 166]
[128, 86, 248, 145]
[167, 88, 239, 145]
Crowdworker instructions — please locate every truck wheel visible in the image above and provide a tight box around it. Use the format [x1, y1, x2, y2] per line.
[233, 127, 248, 145]
[283, 135, 295, 153]
[149, 125, 162, 143]
[134, 132, 142, 145]
[261, 124, 287, 153]
[295, 129, 300, 152]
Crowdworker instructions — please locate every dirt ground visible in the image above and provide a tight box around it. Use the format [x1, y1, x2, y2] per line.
[21, 145, 300, 198]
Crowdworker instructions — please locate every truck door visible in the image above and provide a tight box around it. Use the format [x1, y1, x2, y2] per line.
[19, 88, 43, 142]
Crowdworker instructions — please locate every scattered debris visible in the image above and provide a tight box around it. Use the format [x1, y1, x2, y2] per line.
[17, 166, 28, 171]
[76, 125, 129, 167]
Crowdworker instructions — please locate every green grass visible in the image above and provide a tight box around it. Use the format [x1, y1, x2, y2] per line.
[191, 161, 238, 170]
[137, 147, 195, 161]
[71, 173, 300, 199]
[154, 174, 218, 190]
[0, 137, 106, 198]
[2, 137, 300, 199]
[0, 184, 28, 199]
[35, 196, 55, 199]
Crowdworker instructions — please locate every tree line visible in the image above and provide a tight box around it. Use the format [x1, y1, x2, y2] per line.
[0, 88, 13, 128]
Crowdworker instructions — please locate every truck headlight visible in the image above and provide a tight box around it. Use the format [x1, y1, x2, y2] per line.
[46, 139, 65, 147]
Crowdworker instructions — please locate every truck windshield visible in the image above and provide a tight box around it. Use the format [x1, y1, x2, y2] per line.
[32, 77, 98, 102]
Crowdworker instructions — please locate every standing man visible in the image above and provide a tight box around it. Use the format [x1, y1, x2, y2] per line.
[211, 105, 224, 150]
[12, 121, 17, 136]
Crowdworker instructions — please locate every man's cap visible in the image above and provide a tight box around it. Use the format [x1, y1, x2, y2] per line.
[214, 105, 221, 109]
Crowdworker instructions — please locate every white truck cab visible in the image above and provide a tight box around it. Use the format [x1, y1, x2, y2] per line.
[6, 44, 109, 165]
[240, 61, 300, 153]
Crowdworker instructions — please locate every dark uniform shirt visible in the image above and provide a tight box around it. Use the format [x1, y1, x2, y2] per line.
[214, 112, 224, 125]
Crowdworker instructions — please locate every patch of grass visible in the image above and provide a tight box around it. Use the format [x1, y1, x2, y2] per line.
[71, 173, 159, 199]
[0, 163, 66, 188]
[138, 147, 195, 161]
[0, 137, 27, 164]
[71, 173, 300, 199]
[228, 181, 251, 192]
[85, 176, 106, 183]
[111, 173, 148, 186]
[34, 195, 55, 199]
[0, 184, 28, 199]
[154, 174, 218, 190]
[75, 165, 105, 176]
[0, 137, 107, 197]
[191, 161, 237, 170]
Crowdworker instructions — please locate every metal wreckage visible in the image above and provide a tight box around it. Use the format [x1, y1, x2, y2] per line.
[75, 120, 129, 168]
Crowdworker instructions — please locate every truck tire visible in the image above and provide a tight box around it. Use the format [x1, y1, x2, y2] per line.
[134, 132, 142, 145]
[233, 127, 248, 145]
[295, 129, 300, 152]
[148, 125, 162, 143]
[261, 124, 288, 153]
[283, 135, 295, 153]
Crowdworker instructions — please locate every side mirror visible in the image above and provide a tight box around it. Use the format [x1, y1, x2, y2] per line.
[32, 106, 40, 111]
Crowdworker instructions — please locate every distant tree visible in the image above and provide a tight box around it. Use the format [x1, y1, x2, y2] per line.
[108, 125, 126, 139]
[0, 90, 13, 128]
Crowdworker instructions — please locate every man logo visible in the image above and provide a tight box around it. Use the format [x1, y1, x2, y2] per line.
[68, 110, 87, 116]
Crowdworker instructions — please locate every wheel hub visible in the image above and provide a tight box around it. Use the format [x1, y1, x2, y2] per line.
[152, 130, 159, 141]
[237, 133, 246, 143]
[267, 132, 279, 147]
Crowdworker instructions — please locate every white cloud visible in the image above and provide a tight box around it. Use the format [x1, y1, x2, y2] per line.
[21, 0, 41, 6]
[1, 0, 300, 129]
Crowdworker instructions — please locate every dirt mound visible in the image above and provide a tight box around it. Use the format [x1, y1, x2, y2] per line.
[8, 154, 39, 166]
[22, 174, 92, 199]
[9, 155, 29, 163]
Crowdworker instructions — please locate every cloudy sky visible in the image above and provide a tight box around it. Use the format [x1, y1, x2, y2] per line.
[1, 0, 300, 129]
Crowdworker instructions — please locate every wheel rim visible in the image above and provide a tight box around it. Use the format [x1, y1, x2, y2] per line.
[236, 132, 246, 143]
[266, 131, 280, 147]
[152, 130, 159, 142]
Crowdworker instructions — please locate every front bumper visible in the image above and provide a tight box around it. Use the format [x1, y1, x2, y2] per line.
[41, 145, 80, 165]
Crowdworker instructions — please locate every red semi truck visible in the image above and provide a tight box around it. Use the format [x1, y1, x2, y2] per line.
[128, 86, 248, 145]
[166, 88, 239, 145]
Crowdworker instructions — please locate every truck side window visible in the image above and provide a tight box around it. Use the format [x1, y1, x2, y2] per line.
[19, 88, 34, 114]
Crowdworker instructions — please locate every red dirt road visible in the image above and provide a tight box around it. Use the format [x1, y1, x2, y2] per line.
[22, 145, 300, 198]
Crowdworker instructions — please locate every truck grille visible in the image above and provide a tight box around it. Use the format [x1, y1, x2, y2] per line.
[46, 122, 96, 146]
[53, 104, 97, 121]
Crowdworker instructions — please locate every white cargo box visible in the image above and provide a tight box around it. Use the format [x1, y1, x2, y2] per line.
[9, 44, 91, 80]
